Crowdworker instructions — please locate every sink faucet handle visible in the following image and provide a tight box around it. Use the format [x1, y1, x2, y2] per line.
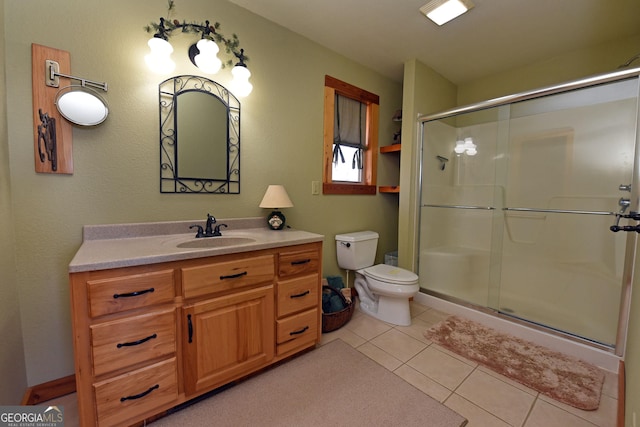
[189, 224, 205, 238]
[213, 223, 228, 236]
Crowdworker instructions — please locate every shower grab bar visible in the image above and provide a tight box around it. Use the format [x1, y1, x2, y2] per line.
[423, 204, 495, 210]
[423, 204, 617, 215]
[503, 207, 616, 216]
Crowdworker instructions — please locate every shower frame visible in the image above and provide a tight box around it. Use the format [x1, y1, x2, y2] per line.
[416, 66, 640, 355]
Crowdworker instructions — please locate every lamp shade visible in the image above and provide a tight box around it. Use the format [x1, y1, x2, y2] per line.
[259, 185, 294, 208]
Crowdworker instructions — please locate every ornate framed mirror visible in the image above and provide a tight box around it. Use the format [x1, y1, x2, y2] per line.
[159, 75, 240, 193]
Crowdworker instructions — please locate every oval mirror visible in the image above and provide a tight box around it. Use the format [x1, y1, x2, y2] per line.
[55, 86, 109, 126]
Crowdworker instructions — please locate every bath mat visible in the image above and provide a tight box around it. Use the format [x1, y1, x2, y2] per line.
[424, 315, 605, 411]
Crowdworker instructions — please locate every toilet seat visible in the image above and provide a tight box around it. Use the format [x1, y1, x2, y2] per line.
[361, 264, 418, 285]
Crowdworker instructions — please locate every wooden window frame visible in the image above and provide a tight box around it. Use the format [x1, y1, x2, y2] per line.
[323, 75, 379, 195]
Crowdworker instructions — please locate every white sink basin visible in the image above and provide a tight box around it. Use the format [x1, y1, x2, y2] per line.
[177, 237, 256, 249]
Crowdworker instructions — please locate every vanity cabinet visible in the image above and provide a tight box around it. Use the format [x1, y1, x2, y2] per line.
[275, 247, 321, 356]
[70, 240, 322, 427]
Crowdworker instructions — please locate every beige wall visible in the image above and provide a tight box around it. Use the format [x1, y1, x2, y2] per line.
[398, 59, 457, 271]
[2, 0, 402, 395]
[0, 0, 29, 405]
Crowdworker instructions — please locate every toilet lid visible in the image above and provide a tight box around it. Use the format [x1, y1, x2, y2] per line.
[362, 264, 419, 284]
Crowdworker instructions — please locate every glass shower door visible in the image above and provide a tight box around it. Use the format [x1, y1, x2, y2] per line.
[419, 108, 506, 309]
[419, 76, 639, 348]
[498, 79, 638, 346]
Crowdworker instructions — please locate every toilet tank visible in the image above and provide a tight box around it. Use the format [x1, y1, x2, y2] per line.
[335, 231, 379, 270]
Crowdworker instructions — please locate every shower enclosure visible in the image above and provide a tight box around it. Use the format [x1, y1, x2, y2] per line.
[418, 68, 640, 353]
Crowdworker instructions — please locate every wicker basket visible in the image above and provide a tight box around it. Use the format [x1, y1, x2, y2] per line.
[322, 286, 355, 333]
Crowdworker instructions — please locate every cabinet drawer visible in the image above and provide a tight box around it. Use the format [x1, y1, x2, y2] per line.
[277, 274, 319, 317]
[87, 269, 175, 317]
[278, 249, 320, 278]
[94, 357, 178, 427]
[276, 309, 318, 356]
[182, 255, 274, 299]
[91, 308, 176, 377]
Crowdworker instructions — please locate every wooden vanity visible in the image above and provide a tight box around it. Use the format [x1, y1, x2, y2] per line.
[69, 219, 323, 426]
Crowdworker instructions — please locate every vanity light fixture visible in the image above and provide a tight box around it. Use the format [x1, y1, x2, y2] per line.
[144, 1, 253, 96]
[420, 0, 474, 26]
[259, 185, 294, 230]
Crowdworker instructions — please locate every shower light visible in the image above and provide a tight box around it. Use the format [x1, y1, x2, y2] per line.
[454, 138, 477, 156]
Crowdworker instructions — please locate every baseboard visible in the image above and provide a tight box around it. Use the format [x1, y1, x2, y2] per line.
[618, 360, 625, 427]
[21, 374, 76, 405]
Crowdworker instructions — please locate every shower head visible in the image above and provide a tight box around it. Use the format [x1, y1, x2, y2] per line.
[436, 155, 449, 170]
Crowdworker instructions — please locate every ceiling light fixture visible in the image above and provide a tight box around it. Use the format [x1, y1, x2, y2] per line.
[144, 1, 253, 96]
[420, 0, 474, 26]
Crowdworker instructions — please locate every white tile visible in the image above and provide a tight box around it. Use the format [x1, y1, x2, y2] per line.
[456, 369, 536, 427]
[538, 392, 617, 427]
[525, 399, 598, 427]
[444, 393, 511, 427]
[407, 346, 474, 390]
[343, 311, 393, 340]
[394, 317, 432, 344]
[320, 326, 367, 348]
[356, 342, 403, 371]
[394, 364, 452, 403]
[369, 329, 427, 362]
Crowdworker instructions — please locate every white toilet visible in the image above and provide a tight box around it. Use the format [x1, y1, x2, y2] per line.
[335, 231, 419, 326]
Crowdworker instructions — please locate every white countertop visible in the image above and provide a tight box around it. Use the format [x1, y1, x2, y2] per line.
[69, 217, 324, 273]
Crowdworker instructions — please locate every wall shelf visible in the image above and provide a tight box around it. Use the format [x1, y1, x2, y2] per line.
[379, 186, 400, 193]
[379, 144, 401, 193]
[380, 144, 401, 153]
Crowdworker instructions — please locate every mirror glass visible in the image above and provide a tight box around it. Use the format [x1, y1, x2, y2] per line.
[56, 86, 109, 126]
[160, 75, 240, 193]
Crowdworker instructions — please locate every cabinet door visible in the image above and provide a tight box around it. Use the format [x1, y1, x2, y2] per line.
[182, 285, 274, 396]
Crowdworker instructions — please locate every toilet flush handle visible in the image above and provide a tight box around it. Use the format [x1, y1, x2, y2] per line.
[340, 242, 351, 248]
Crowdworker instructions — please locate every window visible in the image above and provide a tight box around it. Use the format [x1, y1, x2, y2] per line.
[323, 75, 379, 194]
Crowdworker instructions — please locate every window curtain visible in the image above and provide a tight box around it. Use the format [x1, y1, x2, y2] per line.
[333, 94, 366, 169]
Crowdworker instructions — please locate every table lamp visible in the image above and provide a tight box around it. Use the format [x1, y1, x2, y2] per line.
[259, 185, 294, 230]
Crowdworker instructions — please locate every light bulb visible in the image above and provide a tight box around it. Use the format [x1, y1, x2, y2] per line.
[229, 65, 253, 97]
[454, 141, 466, 154]
[145, 37, 175, 74]
[194, 39, 222, 74]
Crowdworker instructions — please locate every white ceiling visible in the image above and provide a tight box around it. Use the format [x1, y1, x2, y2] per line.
[227, 0, 640, 84]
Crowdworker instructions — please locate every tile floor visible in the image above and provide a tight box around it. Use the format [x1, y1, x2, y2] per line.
[43, 302, 618, 427]
[320, 302, 618, 427]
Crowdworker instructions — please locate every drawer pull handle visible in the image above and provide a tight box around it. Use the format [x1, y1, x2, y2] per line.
[120, 384, 159, 402]
[116, 333, 157, 348]
[290, 326, 309, 336]
[291, 259, 311, 265]
[290, 290, 310, 299]
[187, 314, 193, 343]
[220, 271, 248, 280]
[113, 288, 155, 299]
